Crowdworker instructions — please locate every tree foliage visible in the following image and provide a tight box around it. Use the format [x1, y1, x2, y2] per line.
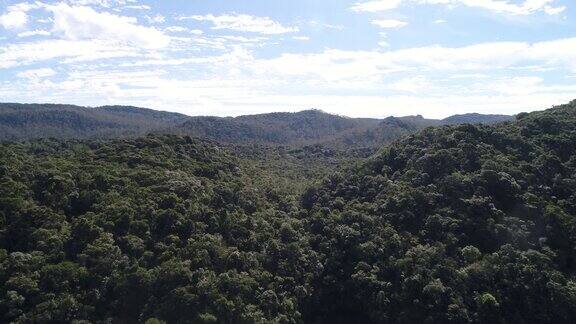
[303, 100, 576, 323]
[0, 101, 574, 323]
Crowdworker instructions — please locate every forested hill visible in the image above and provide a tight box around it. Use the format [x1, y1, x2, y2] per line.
[174, 109, 382, 146]
[0, 134, 317, 322]
[302, 99, 576, 323]
[0, 103, 187, 140]
[0, 100, 575, 323]
[441, 113, 514, 125]
[173, 110, 512, 146]
[0, 103, 512, 147]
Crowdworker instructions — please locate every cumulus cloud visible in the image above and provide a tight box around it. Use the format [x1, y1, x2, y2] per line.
[185, 14, 299, 34]
[49, 3, 170, 49]
[0, 2, 40, 30]
[0, 10, 28, 30]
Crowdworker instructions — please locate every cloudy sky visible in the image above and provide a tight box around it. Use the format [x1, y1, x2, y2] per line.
[0, 0, 574, 118]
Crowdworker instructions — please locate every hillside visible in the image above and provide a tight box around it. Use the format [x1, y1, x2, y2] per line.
[0, 135, 319, 323]
[176, 110, 513, 147]
[0, 103, 187, 140]
[442, 113, 514, 125]
[0, 100, 573, 323]
[301, 100, 576, 323]
[174, 109, 381, 145]
[0, 103, 513, 147]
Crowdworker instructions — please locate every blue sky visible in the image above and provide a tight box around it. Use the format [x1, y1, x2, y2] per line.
[0, 0, 574, 118]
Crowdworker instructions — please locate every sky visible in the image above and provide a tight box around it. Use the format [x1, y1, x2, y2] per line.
[0, 0, 575, 118]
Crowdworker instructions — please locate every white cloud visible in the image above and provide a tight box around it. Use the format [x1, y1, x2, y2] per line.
[544, 5, 566, 15]
[4, 70, 575, 118]
[17, 67, 56, 79]
[119, 46, 253, 68]
[352, 0, 566, 16]
[378, 41, 390, 47]
[456, 0, 565, 16]
[293, 36, 310, 41]
[352, 0, 404, 12]
[165, 26, 204, 35]
[309, 21, 345, 30]
[485, 76, 544, 95]
[372, 19, 408, 28]
[0, 2, 39, 30]
[67, 0, 137, 8]
[165, 26, 187, 33]
[49, 4, 170, 49]
[17, 29, 51, 38]
[3, 41, 575, 118]
[123, 5, 151, 10]
[0, 39, 143, 69]
[219, 35, 269, 43]
[247, 38, 576, 82]
[388, 76, 430, 93]
[0, 10, 28, 30]
[145, 14, 165, 24]
[450, 73, 490, 79]
[0, 1, 573, 119]
[186, 14, 299, 34]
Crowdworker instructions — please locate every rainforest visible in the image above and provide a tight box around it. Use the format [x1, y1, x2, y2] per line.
[1, 101, 576, 323]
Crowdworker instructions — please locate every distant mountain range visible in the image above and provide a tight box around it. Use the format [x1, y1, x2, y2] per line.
[0, 103, 514, 147]
[0, 103, 186, 140]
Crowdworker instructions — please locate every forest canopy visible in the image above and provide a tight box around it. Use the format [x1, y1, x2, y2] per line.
[1, 101, 575, 323]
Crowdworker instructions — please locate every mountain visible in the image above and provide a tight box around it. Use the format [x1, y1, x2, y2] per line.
[176, 110, 515, 147]
[174, 109, 381, 145]
[0, 103, 187, 140]
[330, 115, 441, 148]
[0, 103, 513, 147]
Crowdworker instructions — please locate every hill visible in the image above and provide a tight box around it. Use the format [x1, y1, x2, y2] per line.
[175, 110, 513, 147]
[0, 103, 513, 147]
[0, 134, 319, 323]
[0, 103, 187, 140]
[301, 99, 576, 323]
[442, 113, 514, 125]
[174, 109, 381, 145]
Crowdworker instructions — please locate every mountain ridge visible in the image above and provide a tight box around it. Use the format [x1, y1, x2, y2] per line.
[0, 103, 514, 146]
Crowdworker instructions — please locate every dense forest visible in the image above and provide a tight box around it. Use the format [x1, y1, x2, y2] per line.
[1, 100, 575, 323]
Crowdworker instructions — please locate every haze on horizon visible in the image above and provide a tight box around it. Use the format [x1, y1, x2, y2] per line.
[0, 0, 575, 119]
